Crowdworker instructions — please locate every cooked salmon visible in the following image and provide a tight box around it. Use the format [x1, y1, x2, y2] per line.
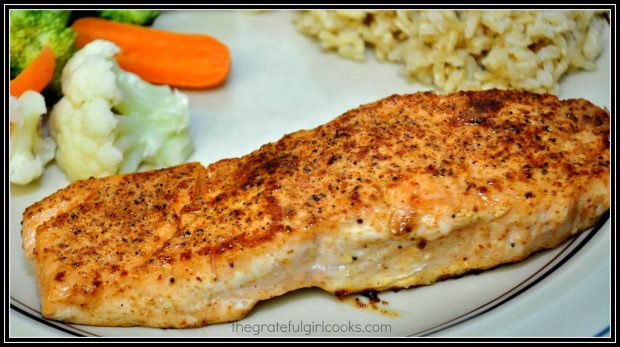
[21, 90, 610, 328]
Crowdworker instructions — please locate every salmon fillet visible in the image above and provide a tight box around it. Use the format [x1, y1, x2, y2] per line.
[21, 90, 610, 328]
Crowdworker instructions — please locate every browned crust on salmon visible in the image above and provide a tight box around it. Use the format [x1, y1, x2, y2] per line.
[22, 90, 610, 328]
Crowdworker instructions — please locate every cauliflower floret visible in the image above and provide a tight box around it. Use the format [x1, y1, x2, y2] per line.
[60, 40, 121, 105]
[49, 39, 194, 181]
[50, 97, 122, 180]
[9, 91, 56, 185]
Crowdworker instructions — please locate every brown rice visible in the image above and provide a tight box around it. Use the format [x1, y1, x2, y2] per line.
[294, 10, 607, 93]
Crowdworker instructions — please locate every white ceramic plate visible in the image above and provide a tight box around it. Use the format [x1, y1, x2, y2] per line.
[9, 10, 611, 337]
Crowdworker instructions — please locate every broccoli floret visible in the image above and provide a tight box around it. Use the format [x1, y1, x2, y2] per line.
[98, 10, 160, 25]
[9, 10, 76, 93]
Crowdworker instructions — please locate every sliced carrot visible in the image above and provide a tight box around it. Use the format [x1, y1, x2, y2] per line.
[72, 17, 231, 88]
[10, 46, 56, 97]
[73, 17, 226, 54]
[117, 49, 230, 88]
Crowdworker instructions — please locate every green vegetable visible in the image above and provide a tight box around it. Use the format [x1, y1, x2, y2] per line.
[49, 40, 193, 181]
[10, 9, 161, 95]
[9, 10, 76, 94]
[98, 10, 160, 25]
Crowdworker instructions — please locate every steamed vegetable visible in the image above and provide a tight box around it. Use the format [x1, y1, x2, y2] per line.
[98, 10, 160, 25]
[10, 46, 56, 97]
[9, 10, 76, 93]
[9, 91, 56, 185]
[49, 40, 193, 181]
[72, 17, 231, 88]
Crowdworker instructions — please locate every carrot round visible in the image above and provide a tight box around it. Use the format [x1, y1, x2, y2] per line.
[72, 17, 231, 88]
[10, 46, 56, 97]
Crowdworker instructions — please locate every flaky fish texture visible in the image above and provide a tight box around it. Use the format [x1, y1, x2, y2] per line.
[22, 90, 610, 328]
